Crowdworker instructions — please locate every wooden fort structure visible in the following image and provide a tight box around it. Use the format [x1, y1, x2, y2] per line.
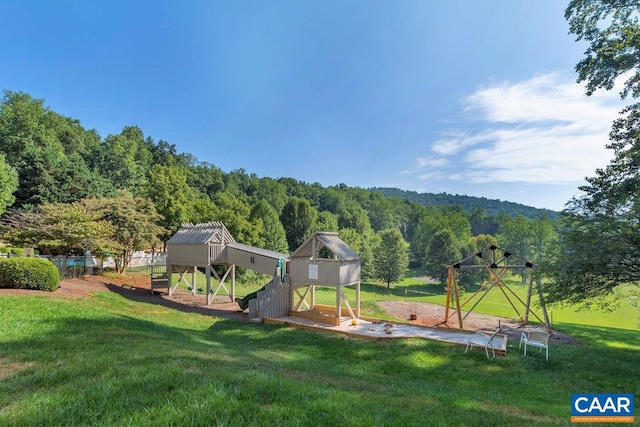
[153, 222, 361, 325]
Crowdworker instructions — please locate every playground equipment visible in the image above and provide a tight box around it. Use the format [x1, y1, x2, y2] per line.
[157, 222, 362, 324]
[441, 245, 550, 330]
[234, 282, 268, 311]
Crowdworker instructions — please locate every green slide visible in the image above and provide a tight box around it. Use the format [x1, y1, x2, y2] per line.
[235, 282, 269, 311]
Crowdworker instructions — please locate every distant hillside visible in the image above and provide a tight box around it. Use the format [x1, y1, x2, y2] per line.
[369, 187, 560, 219]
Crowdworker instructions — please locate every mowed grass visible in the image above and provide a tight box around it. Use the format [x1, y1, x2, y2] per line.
[202, 270, 638, 337]
[1, 275, 639, 426]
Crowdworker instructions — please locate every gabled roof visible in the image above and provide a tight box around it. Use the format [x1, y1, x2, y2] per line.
[166, 222, 236, 245]
[290, 231, 360, 261]
[452, 245, 533, 269]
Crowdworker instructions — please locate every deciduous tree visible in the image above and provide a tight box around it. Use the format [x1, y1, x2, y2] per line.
[280, 197, 317, 252]
[2, 201, 113, 256]
[374, 228, 409, 288]
[423, 229, 461, 286]
[250, 200, 288, 253]
[543, 1, 640, 305]
[85, 193, 166, 272]
[0, 153, 17, 214]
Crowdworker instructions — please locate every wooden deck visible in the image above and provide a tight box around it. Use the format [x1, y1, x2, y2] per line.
[263, 314, 508, 356]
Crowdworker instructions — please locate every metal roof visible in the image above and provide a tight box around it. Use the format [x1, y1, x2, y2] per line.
[290, 232, 360, 261]
[225, 242, 289, 261]
[166, 222, 236, 245]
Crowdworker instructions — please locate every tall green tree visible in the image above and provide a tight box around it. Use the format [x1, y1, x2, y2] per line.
[366, 192, 399, 232]
[213, 191, 262, 246]
[250, 177, 288, 214]
[340, 227, 377, 281]
[542, 0, 640, 305]
[0, 91, 60, 165]
[97, 126, 151, 191]
[144, 164, 205, 241]
[496, 215, 534, 282]
[313, 211, 339, 233]
[423, 229, 461, 287]
[280, 197, 317, 252]
[548, 106, 640, 305]
[13, 146, 114, 207]
[0, 153, 17, 214]
[566, 0, 640, 98]
[186, 161, 225, 200]
[249, 200, 289, 253]
[472, 234, 498, 252]
[374, 228, 409, 288]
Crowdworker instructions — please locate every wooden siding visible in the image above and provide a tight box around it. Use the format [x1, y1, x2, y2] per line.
[289, 258, 360, 287]
[340, 262, 361, 284]
[249, 276, 291, 319]
[224, 243, 287, 276]
[167, 243, 210, 267]
[209, 244, 226, 264]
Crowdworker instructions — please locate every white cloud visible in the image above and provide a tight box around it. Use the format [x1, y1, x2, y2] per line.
[416, 157, 448, 168]
[415, 72, 624, 185]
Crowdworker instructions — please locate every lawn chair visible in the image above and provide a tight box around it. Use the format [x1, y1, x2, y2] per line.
[465, 329, 501, 359]
[519, 329, 550, 360]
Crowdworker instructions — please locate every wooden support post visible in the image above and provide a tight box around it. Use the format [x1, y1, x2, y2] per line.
[336, 285, 342, 323]
[536, 276, 551, 329]
[356, 281, 360, 319]
[191, 266, 196, 295]
[453, 273, 463, 329]
[524, 271, 534, 324]
[231, 265, 236, 301]
[311, 284, 315, 308]
[206, 265, 212, 305]
[444, 266, 453, 324]
[338, 287, 356, 320]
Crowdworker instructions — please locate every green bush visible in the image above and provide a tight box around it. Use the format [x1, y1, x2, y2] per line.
[0, 257, 60, 291]
[9, 248, 23, 255]
[0, 246, 8, 254]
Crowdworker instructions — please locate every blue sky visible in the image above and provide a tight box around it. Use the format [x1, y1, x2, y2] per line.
[0, 1, 625, 211]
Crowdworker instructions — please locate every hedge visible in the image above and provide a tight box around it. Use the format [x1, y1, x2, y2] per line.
[0, 257, 60, 291]
[0, 247, 25, 255]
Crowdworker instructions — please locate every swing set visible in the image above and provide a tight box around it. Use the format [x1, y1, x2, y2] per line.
[441, 245, 550, 330]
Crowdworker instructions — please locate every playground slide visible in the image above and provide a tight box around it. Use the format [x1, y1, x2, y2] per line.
[235, 282, 269, 311]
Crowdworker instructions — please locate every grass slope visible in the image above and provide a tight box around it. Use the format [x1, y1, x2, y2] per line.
[1, 286, 638, 426]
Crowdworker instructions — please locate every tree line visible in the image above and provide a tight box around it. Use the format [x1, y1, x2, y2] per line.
[0, 90, 557, 287]
[0, 0, 637, 309]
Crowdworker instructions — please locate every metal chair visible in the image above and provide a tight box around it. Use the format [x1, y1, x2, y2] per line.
[519, 329, 550, 360]
[465, 329, 501, 359]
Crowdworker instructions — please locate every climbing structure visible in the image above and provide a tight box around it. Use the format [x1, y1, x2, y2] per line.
[442, 245, 550, 330]
[162, 222, 288, 305]
[159, 223, 362, 324]
[287, 231, 361, 325]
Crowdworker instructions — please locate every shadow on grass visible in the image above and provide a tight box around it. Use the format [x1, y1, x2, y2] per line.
[1, 294, 639, 425]
[102, 282, 249, 321]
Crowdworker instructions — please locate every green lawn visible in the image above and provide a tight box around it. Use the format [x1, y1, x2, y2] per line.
[1, 274, 637, 426]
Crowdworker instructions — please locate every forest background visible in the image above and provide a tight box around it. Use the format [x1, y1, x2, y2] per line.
[0, 89, 559, 286]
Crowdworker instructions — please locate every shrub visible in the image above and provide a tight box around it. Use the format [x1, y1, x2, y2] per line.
[0, 246, 8, 254]
[9, 248, 23, 255]
[0, 257, 60, 291]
